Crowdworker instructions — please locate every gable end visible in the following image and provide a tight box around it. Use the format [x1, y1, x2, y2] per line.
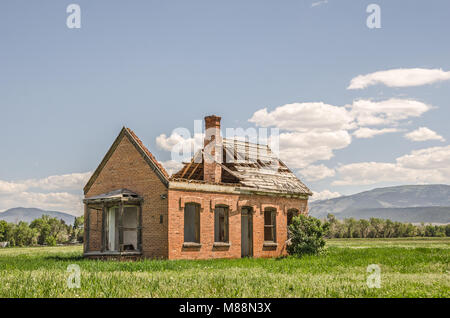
[83, 127, 169, 194]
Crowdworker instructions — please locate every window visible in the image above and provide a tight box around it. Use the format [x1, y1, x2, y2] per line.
[264, 208, 276, 242]
[184, 203, 200, 243]
[214, 206, 229, 242]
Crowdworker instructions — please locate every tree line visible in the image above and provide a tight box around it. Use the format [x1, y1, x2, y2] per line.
[325, 214, 450, 238]
[0, 215, 84, 247]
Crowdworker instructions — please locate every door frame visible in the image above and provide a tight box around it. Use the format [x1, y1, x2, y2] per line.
[241, 207, 253, 258]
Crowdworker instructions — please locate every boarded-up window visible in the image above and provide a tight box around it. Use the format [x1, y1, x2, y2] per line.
[184, 203, 200, 243]
[214, 206, 229, 242]
[264, 208, 276, 242]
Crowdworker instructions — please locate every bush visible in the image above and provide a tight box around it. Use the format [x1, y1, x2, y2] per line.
[287, 215, 329, 256]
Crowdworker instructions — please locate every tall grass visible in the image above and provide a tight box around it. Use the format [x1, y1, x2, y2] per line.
[0, 238, 448, 298]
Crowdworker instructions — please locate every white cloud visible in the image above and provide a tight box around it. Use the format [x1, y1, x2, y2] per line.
[310, 190, 341, 202]
[299, 165, 335, 181]
[156, 132, 203, 152]
[348, 68, 450, 89]
[249, 102, 355, 132]
[311, 0, 328, 8]
[0, 172, 91, 194]
[23, 172, 92, 191]
[404, 127, 445, 142]
[278, 130, 352, 169]
[160, 160, 184, 176]
[0, 172, 91, 215]
[353, 127, 400, 139]
[396, 145, 450, 170]
[333, 162, 419, 186]
[246, 98, 432, 170]
[0, 192, 83, 215]
[248, 102, 357, 169]
[349, 99, 432, 126]
[333, 145, 450, 186]
[0, 181, 28, 194]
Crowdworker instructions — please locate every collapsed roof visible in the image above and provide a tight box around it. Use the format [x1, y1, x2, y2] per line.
[171, 138, 312, 196]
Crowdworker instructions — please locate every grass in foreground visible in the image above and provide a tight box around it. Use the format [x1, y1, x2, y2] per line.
[0, 238, 448, 298]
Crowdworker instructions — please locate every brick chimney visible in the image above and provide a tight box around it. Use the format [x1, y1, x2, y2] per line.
[203, 115, 222, 183]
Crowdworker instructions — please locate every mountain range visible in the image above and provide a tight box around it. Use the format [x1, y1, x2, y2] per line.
[309, 184, 450, 224]
[0, 207, 76, 225]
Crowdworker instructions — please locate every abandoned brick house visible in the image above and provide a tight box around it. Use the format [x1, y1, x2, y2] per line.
[83, 115, 312, 259]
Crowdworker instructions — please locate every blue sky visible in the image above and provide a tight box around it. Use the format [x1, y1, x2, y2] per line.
[1, 0, 449, 215]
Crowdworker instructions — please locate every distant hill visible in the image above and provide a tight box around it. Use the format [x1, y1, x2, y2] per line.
[309, 184, 450, 224]
[0, 207, 76, 225]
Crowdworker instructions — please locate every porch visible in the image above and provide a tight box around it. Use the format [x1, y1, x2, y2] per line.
[83, 189, 143, 257]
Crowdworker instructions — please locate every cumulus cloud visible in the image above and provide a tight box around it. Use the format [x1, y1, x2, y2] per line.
[0, 172, 91, 194]
[156, 132, 202, 152]
[310, 190, 341, 202]
[396, 145, 450, 170]
[278, 130, 352, 169]
[349, 99, 432, 126]
[0, 172, 91, 215]
[0, 192, 83, 215]
[0, 181, 28, 194]
[348, 68, 450, 89]
[23, 172, 92, 191]
[249, 102, 355, 132]
[333, 145, 450, 186]
[160, 160, 184, 176]
[404, 127, 445, 142]
[299, 164, 335, 181]
[353, 127, 400, 139]
[247, 98, 433, 169]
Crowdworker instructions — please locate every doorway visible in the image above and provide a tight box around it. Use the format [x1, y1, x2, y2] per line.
[105, 205, 139, 252]
[106, 207, 118, 251]
[241, 207, 253, 257]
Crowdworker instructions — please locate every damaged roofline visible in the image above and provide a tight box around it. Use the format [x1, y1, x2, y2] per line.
[168, 180, 310, 199]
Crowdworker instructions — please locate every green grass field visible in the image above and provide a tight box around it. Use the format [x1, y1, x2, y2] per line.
[0, 238, 448, 298]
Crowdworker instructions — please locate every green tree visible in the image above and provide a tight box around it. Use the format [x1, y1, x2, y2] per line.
[30, 215, 71, 245]
[72, 216, 84, 243]
[13, 222, 38, 247]
[358, 219, 370, 238]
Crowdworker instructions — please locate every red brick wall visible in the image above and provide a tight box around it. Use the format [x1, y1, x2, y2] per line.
[85, 207, 102, 251]
[84, 134, 169, 258]
[168, 189, 308, 260]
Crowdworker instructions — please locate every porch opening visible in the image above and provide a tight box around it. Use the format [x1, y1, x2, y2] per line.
[83, 189, 143, 256]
